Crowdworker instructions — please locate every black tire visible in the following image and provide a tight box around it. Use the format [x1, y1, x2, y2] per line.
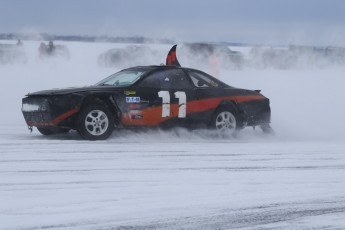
[77, 104, 114, 140]
[37, 127, 70, 135]
[210, 108, 241, 135]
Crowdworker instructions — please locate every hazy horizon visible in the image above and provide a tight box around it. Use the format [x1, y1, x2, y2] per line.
[1, 0, 345, 46]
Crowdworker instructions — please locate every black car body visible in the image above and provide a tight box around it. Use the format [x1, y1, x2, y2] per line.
[22, 65, 271, 140]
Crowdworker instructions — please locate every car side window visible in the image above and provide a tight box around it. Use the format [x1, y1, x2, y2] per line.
[187, 71, 219, 88]
[139, 69, 192, 89]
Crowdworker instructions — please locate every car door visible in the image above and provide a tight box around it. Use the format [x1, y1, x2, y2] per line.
[128, 68, 195, 127]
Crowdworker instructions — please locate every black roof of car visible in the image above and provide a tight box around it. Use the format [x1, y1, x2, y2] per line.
[124, 65, 202, 72]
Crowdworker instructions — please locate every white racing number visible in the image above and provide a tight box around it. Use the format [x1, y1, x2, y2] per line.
[158, 91, 186, 118]
[158, 91, 170, 117]
[174, 91, 186, 118]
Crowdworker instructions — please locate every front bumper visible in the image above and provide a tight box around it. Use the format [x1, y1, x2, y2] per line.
[22, 96, 80, 127]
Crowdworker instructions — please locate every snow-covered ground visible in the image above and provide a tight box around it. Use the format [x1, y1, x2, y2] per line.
[1, 41, 345, 229]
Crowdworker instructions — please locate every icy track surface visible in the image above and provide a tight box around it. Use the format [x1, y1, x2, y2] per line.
[1, 41, 345, 229]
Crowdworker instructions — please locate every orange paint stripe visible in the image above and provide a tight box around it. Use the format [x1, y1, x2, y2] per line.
[27, 107, 80, 127]
[52, 107, 80, 125]
[121, 95, 265, 126]
[233, 95, 265, 102]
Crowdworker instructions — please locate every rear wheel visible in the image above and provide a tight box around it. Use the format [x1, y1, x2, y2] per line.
[211, 108, 241, 135]
[37, 127, 70, 135]
[77, 104, 114, 140]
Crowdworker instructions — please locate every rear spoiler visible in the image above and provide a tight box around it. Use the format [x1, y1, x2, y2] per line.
[166, 45, 181, 67]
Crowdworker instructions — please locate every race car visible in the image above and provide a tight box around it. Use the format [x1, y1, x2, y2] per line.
[22, 45, 271, 140]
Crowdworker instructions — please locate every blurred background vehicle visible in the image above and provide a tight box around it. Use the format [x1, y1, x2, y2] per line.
[98, 45, 164, 68]
[0, 40, 27, 64]
[178, 43, 244, 71]
[38, 41, 70, 59]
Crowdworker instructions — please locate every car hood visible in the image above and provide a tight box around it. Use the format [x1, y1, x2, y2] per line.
[27, 86, 127, 96]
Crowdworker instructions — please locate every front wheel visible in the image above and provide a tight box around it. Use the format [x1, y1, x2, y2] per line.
[77, 104, 114, 140]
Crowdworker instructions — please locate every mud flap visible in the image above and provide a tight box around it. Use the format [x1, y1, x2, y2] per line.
[260, 123, 274, 134]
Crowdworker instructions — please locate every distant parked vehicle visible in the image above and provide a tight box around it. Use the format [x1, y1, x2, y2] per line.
[0, 41, 27, 64]
[248, 47, 297, 69]
[179, 43, 244, 70]
[98, 45, 164, 68]
[38, 41, 70, 59]
[248, 45, 345, 69]
[324, 46, 345, 64]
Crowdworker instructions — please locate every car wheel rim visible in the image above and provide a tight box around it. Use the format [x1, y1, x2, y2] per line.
[215, 111, 236, 131]
[85, 110, 109, 136]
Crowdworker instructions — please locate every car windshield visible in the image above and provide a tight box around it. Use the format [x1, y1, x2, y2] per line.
[96, 70, 146, 87]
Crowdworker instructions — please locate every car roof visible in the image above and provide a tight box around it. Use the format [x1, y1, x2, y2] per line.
[124, 65, 201, 72]
[124, 65, 230, 88]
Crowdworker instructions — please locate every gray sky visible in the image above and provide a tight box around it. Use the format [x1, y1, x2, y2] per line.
[1, 0, 345, 46]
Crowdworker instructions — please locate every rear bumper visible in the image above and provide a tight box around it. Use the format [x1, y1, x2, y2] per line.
[241, 98, 271, 126]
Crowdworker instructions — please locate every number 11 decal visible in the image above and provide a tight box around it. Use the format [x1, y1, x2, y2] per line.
[174, 91, 186, 118]
[158, 91, 186, 118]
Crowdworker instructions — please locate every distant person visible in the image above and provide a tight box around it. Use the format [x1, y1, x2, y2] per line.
[48, 40, 55, 54]
[39, 42, 47, 57]
[16, 40, 23, 46]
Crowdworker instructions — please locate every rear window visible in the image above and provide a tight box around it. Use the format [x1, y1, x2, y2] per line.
[187, 71, 219, 88]
[139, 69, 192, 89]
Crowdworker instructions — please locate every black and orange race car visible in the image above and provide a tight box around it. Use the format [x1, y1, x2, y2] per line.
[22, 45, 271, 140]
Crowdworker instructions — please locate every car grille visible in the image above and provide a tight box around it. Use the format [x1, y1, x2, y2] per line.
[23, 111, 52, 123]
[22, 97, 52, 124]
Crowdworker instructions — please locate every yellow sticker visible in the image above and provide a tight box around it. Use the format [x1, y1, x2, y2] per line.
[124, 91, 136, 95]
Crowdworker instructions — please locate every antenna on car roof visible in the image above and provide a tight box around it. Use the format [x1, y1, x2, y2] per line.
[166, 45, 181, 67]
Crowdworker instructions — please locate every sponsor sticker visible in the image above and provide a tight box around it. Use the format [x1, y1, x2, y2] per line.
[126, 97, 140, 103]
[124, 90, 136, 95]
[131, 114, 143, 120]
